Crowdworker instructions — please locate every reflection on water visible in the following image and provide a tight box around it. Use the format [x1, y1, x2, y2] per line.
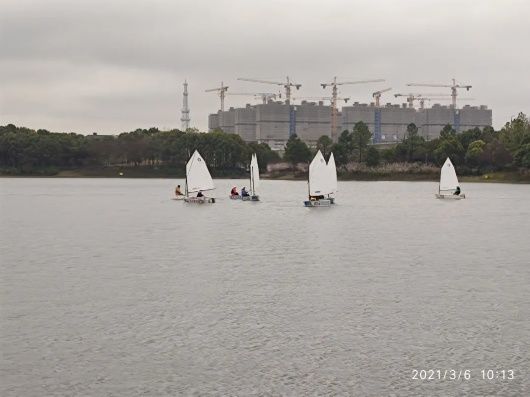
[1, 179, 529, 396]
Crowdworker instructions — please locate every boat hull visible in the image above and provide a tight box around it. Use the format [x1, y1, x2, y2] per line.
[304, 199, 331, 207]
[242, 195, 259, 201]
[229, 195, 241, 200]
[172, 195, 185, 201]
[184, 197, 216, 204]
[435, 193, 466, 200]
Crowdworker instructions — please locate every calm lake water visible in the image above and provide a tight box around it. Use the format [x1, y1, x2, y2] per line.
[1, 178, 529, 396]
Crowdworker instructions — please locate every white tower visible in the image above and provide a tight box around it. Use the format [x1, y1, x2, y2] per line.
[180, 80, 190, 130]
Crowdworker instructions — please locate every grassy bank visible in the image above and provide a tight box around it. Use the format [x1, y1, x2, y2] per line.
[0, 165, 248, 179]
[2, 164, 529, 183]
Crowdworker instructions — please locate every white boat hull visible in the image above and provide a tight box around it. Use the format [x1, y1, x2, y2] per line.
[172, 195, 185, 201]
[435, 193, 466, 200]
[304, 199, 331, 207]
[229, 195, 241, 200]
[242, 195, 260, 202]
[184, 197, 216, 204]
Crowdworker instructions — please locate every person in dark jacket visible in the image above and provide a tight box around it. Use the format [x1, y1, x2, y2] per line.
[197, 191, 204, 197]
[454, 186, 461, 196]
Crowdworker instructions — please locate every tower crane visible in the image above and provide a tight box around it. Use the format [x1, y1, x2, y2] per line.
[205, 82, 229, 111]
[226, 92, 280, 104]
[394, 93, 448, 108]
[372, 88, 392, 107]
[237, 77, 301, 103]
[321, 77, 385, 140]
[394, 93, 474, 109]
[406, 78, 472, 109]
[417, 97, 475, 109]
[394, 93, 419, 108]
[291, 96, 350, 104]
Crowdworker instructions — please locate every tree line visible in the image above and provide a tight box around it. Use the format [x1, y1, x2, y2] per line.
[284, 112, 530, 172]
[0, 126, 279, 175]
[1, 112, 529, 175]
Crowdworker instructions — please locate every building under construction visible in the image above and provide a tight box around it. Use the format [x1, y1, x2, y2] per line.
[208, 101, 492, 149]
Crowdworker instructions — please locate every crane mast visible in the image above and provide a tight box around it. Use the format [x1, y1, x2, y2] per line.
[321, 77, 385, 141]
[406, 78, 472, 109]
[227, 92, 280, 104]
[372, 88, 392, 107]
[394, 93, 474, 109]
[205, 82, 229, 111]
[237, 77, 301, 103]
[291, 96, 350, 104]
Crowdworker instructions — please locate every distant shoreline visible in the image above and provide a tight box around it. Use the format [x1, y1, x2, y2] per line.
[1, 168, 529, 183]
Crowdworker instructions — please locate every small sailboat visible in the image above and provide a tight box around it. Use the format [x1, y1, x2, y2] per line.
[304, 150, 333, 207]
[435, 157, 465, 199]
[243, 153, 260, 201]
[184, 150, 216, 204]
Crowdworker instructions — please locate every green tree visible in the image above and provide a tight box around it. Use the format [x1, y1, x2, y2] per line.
[433, 136, 464, 164]
[440, 124, 456, 139]
[459, 127, 483, 150]
[480, 139, 512, 168]
[366, 146, 380, 167]
[399, 123, 425, 162]
[283, 134, 312, 164]
[248, 142, 280, 171]
[381, 147, 396, 163]
[500, 112, 530, 154]
[481, 126, 496, 143]
[351, 121, 372, 162]
[465, 139, 486, 166]
[316, 135, 333, 157]
[513, 143, 530, 168]
[331, 130, 354, 166]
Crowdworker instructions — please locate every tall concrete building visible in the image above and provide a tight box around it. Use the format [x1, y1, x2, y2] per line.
[235, 105, 256, 142]
[295, 101, 333, 145]
[255, 102, 291, 150]
[208, 101, 492, 149]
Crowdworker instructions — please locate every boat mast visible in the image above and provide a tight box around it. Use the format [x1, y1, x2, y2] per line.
[185, 171, 188, 198]
[185, 154, 189, 198]
[250, 163, 253, 195]
[307, 167, 310, 200]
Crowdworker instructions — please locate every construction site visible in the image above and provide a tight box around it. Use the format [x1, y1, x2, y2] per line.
[200, 77, 492, 150]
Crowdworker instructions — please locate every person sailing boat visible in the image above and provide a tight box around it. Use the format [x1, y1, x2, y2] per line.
[309, 194, 324, 201]
[175, 185, 183, 196]
[454, 186, 461, 196]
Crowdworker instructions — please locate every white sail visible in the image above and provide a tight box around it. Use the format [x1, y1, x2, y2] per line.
[186, 150, 215, 194]
[309, 150, 332, 196]
[439, 157, 460, 193]
[327, 152, 337, 194]
[250, 154, 260, 195]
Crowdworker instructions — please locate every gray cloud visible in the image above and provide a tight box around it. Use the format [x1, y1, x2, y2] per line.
[1, 0, 529, 133]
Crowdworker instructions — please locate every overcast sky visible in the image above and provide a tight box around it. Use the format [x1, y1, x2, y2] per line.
[1, 0, 529, 134]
